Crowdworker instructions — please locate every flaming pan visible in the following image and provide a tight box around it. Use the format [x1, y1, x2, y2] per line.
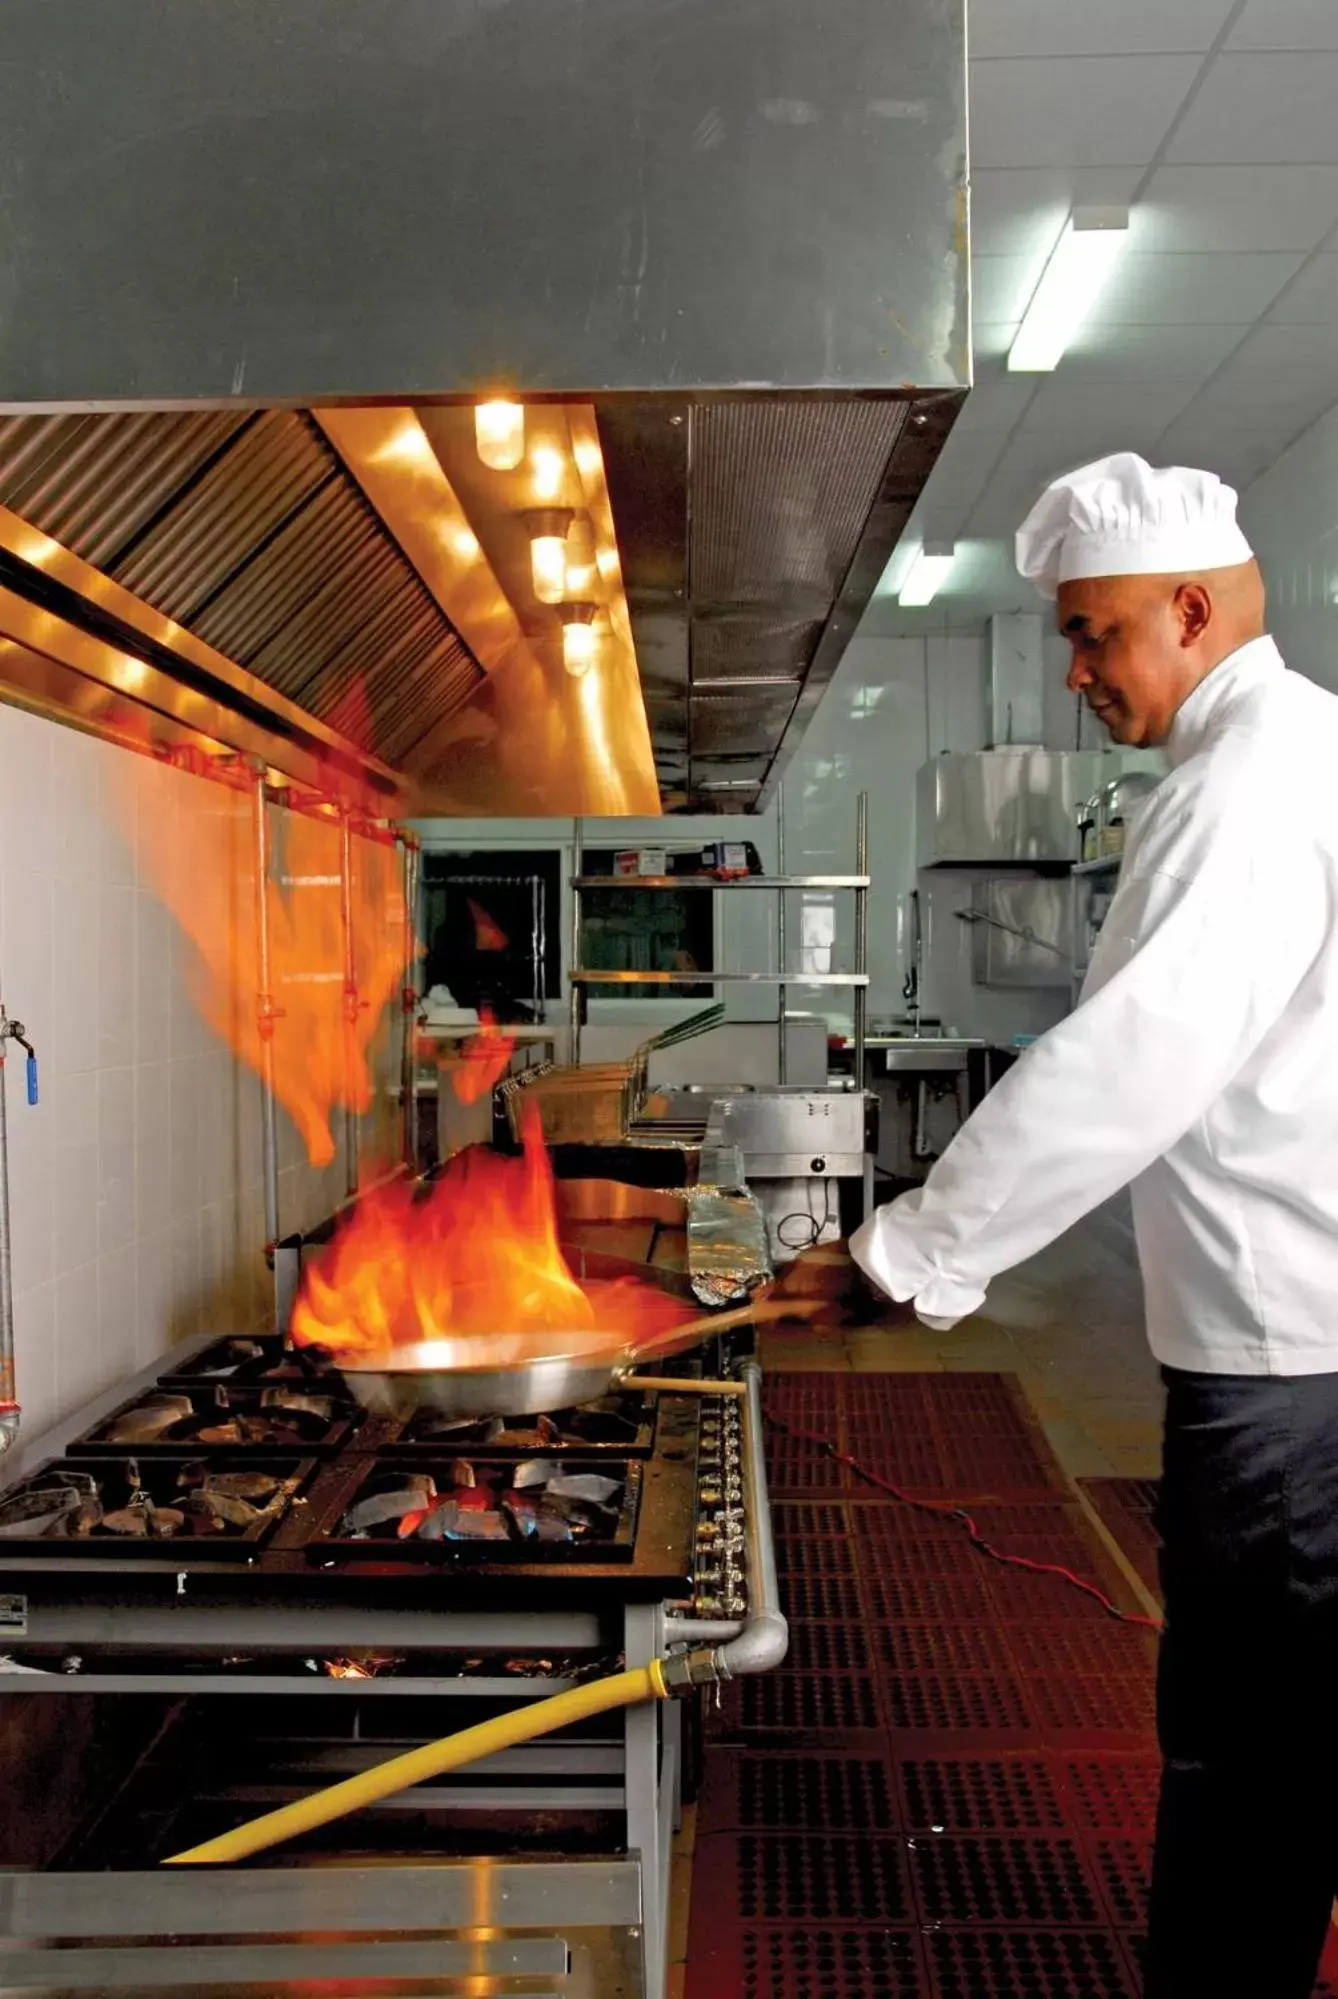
[334, 1299, 808, 1421]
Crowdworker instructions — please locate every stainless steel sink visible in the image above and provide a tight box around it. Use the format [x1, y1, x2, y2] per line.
[880, 1038, 981, 1073]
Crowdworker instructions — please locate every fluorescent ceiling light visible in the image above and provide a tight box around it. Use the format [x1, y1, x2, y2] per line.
[1008, 206, 1130, 373]
[898, 540, 956, 607]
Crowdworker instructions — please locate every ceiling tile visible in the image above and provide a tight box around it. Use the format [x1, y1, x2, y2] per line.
[933, 423, 1015, 479]
[972, 254, 1045, 323]
[970, 56, 1202, 169]
[1093, 251, 1304, 323]
[1155, 417, 1286, 488]
[1132, 165, 1338, 251]
[1173, 326, 1338, 438]
[1266, 254, 1338, 322]
[1019, 379, 1205, 434]
[972, 320, 1023, 361]
[1227, 0, 1338, 50]
[971, 0, 1235, 57]
[1166, 53, 1338, 163]
[954, 369, 1039, 431]
[970, 167, 1144, 256]
[967, 474, 1053, 537]
[1062, 320, 1244, 384]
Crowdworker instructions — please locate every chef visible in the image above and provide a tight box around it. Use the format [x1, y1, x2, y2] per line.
[851, 453, 1338, 1999]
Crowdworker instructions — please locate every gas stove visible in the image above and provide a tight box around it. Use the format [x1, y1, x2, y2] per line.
[0, 1330, 711, 1600]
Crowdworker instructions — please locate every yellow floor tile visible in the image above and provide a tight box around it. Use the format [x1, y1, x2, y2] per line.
[667, 1852, 694, 1963]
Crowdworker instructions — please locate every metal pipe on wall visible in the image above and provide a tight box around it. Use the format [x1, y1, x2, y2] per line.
[338, 808, 361, 1199]
[250, 764, 282, 1299]
[853, 791, 869, 1093]
[398, 832, 420, 1172]
[569, 816, 584, 1066]
[776, 784, 787, 1086]
[0, 1001, 24, 1457]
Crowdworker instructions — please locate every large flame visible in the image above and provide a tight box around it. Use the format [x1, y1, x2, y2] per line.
[122, 763, 408, 1169]
[448, 1009, 517, 1106]
[291, 1104, 688, 1361]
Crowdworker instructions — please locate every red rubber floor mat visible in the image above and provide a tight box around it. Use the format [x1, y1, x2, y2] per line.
[1079, 1476, 1163, 1604]
[684, 1372, 1337, 1999]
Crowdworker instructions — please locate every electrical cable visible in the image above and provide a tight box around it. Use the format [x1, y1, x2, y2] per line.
[775, 1177, 835, 1254]
[765, 1407, 1163, 1632]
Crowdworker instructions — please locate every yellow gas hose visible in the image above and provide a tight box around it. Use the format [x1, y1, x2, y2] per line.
[162, 1660, 671, 1866]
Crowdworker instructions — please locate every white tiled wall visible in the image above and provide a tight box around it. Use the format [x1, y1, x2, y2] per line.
[1240, 402, 1338, 690]
[776, 629, 1091, 1025]
[0, 705, 395, 1442]
[415, 635, 1083, 1037]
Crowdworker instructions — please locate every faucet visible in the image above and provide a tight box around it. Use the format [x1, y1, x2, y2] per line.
[0, 999, 39, 1456]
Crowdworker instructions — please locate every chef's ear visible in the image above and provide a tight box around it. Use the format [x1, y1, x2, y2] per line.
[1173, 580, 1212, 646]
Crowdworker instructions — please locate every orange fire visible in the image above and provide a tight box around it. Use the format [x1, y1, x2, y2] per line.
[120, 760, 409, 1169]
[468, 897, 509, 953]
[449, 1009, 517, 1106]
[291, 1103, 689, 1361]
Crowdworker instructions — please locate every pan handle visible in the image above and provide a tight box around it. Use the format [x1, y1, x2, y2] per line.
[621, 1374, 747, 1398]
[621, 1292, 822, 1368]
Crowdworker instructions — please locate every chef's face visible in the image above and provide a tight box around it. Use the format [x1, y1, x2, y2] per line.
[1057, 575, 1203, 746]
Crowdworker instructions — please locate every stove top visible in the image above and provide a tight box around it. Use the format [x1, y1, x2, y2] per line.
[0, 1334, 708, 1600]
[310, 1456, 642, 1564]
[160, 1334, 338, 1389]
[386, 1395, 657, 1457]
[0, 1455, 313, 1556]
[69, 1384, 359, 1456]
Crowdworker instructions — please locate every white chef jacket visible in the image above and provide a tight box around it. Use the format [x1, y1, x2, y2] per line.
[850, 635, 1338, 1375]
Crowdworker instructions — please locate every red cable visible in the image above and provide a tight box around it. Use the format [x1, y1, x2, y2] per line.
[765, 1407, 1163, 1633]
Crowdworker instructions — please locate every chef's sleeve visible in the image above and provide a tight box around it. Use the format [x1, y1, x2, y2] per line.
[849, 842, 1327, 1326]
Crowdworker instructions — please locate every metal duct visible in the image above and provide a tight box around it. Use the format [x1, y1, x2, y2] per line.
[0, 0, 968, 812]
[0, 413, 486, 773]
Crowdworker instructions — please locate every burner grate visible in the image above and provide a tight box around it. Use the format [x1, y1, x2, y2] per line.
[0, 1455, 312, 1557]
[387, 1393, 657, 1458]
[70, 1385, 356, 1457]
[310, 1456, 641, 1563]
[908, 1833, 1102, 1926]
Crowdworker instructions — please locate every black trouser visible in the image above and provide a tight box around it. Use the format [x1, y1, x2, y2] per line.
[1146, 1365, 1338, 1997]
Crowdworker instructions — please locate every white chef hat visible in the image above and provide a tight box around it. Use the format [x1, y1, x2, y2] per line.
[1015, 452, 1254, 598]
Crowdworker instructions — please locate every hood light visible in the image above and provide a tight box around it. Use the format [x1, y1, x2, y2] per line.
[523, 507, 576, 605]
[1008, 206, 1130, 373]
[560, 602, 599, 676]
[474, 400, 526, 470]
[898, 540, 957, 607]
[530, 445, 567, 502]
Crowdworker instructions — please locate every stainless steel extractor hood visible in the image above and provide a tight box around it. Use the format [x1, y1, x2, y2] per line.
[0, 0, 968, 815]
